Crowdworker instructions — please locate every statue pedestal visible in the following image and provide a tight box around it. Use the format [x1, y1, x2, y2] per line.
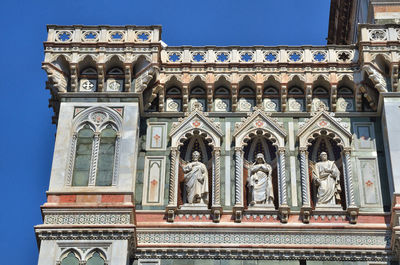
[247, 204, 276, 211]
[314, 204, 343, 212]
[180, 203, 209, 211]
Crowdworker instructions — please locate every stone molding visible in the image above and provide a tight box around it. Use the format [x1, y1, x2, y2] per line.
[133, 247, 391, 262]
[35, 227, 135, 241]
[136, 229, 390, 248]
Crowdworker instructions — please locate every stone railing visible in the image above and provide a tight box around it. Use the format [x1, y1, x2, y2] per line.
[360, 24, 400, 42]
[46, 25, 161, 44]
[161, 46, 358, 64]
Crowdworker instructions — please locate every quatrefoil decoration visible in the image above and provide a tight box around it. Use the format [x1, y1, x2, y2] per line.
[137, 32, 149, 41]
[289, 52, 301, 62]
[313, 52, 326, 62]
[192, 53, 205, 62]
[58, 31, 71, 42]
[265, 53, 277, 62]
[169, 53, 181, 62]
[217, 53, 229, 62]
[241, 53, 253, 62]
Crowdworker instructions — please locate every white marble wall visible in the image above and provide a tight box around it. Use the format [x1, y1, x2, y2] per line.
[382, 97, 400, 195]
[48, 102, 140, 192]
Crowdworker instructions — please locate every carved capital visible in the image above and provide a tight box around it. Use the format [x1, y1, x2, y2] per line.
[343, 147, 352, 155]
[301, 206, 312, 224]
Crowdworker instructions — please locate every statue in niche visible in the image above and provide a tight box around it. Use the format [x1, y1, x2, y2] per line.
[183, 151, 209, 205]
[312, 152, 341, 206]
[247, 153, 274, 206]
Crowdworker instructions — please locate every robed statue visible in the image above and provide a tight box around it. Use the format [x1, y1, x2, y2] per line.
[312, 152, 341, 206]
[182, 151, 209, 205]
[247, 153, 274, 206]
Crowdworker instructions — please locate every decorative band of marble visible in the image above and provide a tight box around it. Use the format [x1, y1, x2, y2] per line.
[35, 228, 135, 240]
[44, 213, 131, 225]
[133, 247, 392, 261]
[136, 229, 390, 248]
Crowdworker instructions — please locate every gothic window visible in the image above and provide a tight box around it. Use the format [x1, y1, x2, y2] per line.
[238, 86, 256, 111]
[312, 86, 330, 111]
[337, 86, 354, 112]
[214, 86, 231, 111]
[86, 251, 105, 265]
[165, 86, 182, 112]
[263, 86, 280, 111]
[189, 86, 207, 111]
[72, 125, 94, 186]
[69, 108, 122, 187]
[79, 67, 97, 92]
[60, 251, 80, 265]
[96, 125, 117, 186]
[105, 67, 124, 92]
[287, 86, 305, 111]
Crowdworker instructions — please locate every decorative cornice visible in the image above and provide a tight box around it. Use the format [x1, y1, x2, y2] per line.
[133, 247, 391, 261]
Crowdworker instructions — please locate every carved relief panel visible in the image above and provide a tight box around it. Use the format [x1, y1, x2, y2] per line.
[146, 122, 167, 151]
[142, 156, 166, 206]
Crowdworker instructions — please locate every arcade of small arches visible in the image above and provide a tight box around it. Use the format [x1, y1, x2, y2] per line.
[57, 248, 108, 265]
[43, 52, 394, 115]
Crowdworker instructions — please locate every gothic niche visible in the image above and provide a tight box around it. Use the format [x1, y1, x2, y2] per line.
[297, 107, 358, 223]
[233, 108, 288, 223]
[166, 104, 223, 222]
[307, 132, 345, 209]
[243, 133, 278, 209]
[178, 134, 213, 208]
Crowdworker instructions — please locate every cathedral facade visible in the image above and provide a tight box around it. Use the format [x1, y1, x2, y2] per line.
[36, 1, 400, 264]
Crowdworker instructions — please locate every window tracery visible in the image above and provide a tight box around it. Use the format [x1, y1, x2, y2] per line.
[312, 86, 330, 111]
[165, 86, 182, 112]
[263, 86, 280, 112]
[189, 86, 206, 111]
[105, 67, 124, 92]
[238, 86, 256, 112]
[337, 86, 354, 112]
[67, 107, 122, 187]
[214, 86, 231, 112]
[288, 86, 305, 111]
[79, 67, 98, 92]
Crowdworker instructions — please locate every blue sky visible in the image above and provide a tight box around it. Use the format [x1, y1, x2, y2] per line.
[0, 0, 330, 264]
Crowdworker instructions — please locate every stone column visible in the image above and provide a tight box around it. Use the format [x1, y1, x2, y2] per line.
[299, 147, 312, 223]
[182, 84, 189, 112]
[88, 132, 101, 186]
[70, 63, 78, 92]
[212, 148, 222, 222]
[234, 147, 244, 206]
[278, 148, 288, 206]
[281, 84, 287, 112]
[158, 85, 165, 112]
[207, 83, 213, 111]
[167, 147, 180, 222]
[112, 133, 121, 186]
[66, 133, 78, 185]
[233, 147, 244, 222]
[306, 84, 312, 112]
[278, 147, 290, 223]
[124, 65, 131, 92]
[343, 148, 359, 224]
[331, 84, 337, 112]
[232, 84, 238, 112]
[97, 64, 105, 92]
[256, 84, 263, 107]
